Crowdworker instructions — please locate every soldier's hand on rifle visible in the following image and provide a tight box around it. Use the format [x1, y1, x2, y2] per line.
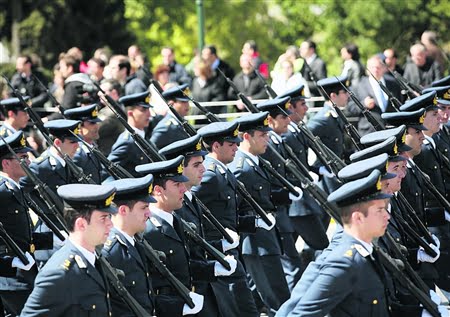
[417, 243, 440, 263]
[289, 186, 303, 201]
[214, 255, 237, 276]
[319, 166, 335, 179]
[12, 252, 35, 271]
[183, 292, 204, 315]
[364, 97, 376, 109]
[256, 213, 276, 231]
[221, 228, 239, 252]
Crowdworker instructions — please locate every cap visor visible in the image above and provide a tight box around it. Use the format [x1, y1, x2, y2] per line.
[437, 99, 450, 106]
[15, 146, 33, 154]
[137, 195, 157, 203]
[175, 97, 190, 102]
[170, 175, 189, 183]
[372, 192, 393, 200]
[88, 118, 102, 123]
[224, 136, 243, 143]
[409, 124, 428, 131]
[389, 155, 407, 162]
[381, 172, 396, 180]
[398, 143, 412, 152]
[97, 205, 118, 214]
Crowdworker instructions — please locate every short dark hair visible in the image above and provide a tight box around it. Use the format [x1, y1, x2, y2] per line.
[245, 40, 258, 52]
[153, 177, 168, 190]
[204, 45, 217, 56]
[60, 54, 80, 73]
[64, 205, 94, 232]
[118, 58, 131, 76]
[114, 199, 139, 211]
[305, 40, 317, 51]
[90, 57, 106, 68]
[340, 201, 369, 224]
[344, 43, 360, 61]
[202, 138, 224, 152]
[18, 55, 32, 64]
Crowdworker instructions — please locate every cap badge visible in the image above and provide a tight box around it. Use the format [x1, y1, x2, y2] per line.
[195, 141, 202, 151]
[376, 176, 382, 191]
[177, 163, 184, 174]
[393, 141, 398, 154]
[148, 183, 153, 194]
[105, 192, 115, 206]
[419, 114, 425, 124]
[91, 108, 98, 118]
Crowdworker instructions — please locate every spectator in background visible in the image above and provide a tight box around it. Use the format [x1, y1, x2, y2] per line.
[272, 46, 303, 77]
[97, 79, 124, 156]
[93, 47, 111, 65]
[346, 55, 402, 136]
[59, 53, 91, 110]
[154, 64, 171, 89]
[242, 40, 269, 78]
[50, 63, 65, 104]
[128, 44, 152, 87]
[383, 48, 404, 76]
[108, 55, 146, 96]
[202, 45, 235, 99]
[340, 43, 365, 86]
[9, 54, 49, 108]
[271, 59, 310, 96]
[403, 43, 441, 88]
[300, 40, 328, 99]
[161, 46, 192, 86]
[421, 30, 448, 75]
[191, 58, 225, 122]
[87, 57, 105, 84]
[228, 54, 269, 111]
[66, 47, 88, 73]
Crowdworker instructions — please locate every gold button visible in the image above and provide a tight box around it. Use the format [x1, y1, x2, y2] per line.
[56, 185, 59, 189]
[15, 210, 19, 214]
[92, 304, 96, 309]
[140, 156, 144, 160]
[107, 293, 109, 298]
[335, 138, 339, 142]
[132, 281, 135, 285]
[373, 299, 378, 304]
[169, 250, 173, 254]
[149, 291, 152, 295]
[147, 273, 149, 277]
[227, 196, 231, 200]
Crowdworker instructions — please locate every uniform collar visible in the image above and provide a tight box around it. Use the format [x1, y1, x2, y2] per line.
[239, 149, 259, 165]
[2, 122, 17, 134]
[208, 155, 229, 171]
[114, 227, 135, 246]
[354, 237, 373, 254]
[184, 190, 193, 201]
[132, 127, 145, 138]
[48, 148, 66, 167]
[424, 135, 436, 149]
[69, 237, 96, 267]
[151, 206, 174, 227]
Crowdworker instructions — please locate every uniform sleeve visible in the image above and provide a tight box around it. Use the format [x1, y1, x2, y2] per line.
[290, 256, 355, 317]
[20, 267, 70, 316]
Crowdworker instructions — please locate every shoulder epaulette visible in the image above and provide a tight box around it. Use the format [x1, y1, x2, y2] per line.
[123, 131, 130, 139]
[35, 153, 49, 164]
[216, 164, 226, 174]
[353, 244, 370, 258]
[149, 216, 162, 227]
[60, 254, 77, 271]
[245, 157, 255, 167]
[207, 162, 216, 172]
[236, 157, 245, 169]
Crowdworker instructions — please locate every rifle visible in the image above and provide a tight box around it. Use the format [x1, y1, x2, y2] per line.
[0, 222, 29, 265]
[337, 77, 385, 131]
[135, 235, 195, 308]
[31, 73, 66, 116]
[95, 248, 152, 316]
[97, 93, 163, 163]
[4, 76, 96, 185]
[254, 69, 278, 99]
[385, 68, 421, 99]
[317, 84, 363, 151]
[191, 194, 234, 244]
[365, 69, 402, 112]
[70, 132, 134, 179]
[0, 134, 69, 238]
[218, 68, 314, 183]
[180, 219, 231, 270]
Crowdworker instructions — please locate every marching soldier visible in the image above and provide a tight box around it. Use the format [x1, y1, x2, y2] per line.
[150, 84, 191, 150]
[20, 119, 81, 266]
[21, 184, 116, 316]
[229, 111, 291, 316]
[159, 135, 238, 317]
[193, 121, 259, 317]
[277, 85, 329, 264]
[0, 131, 50, 315]
[64, 104, 103, 184]
[137, 156, 205, 317]
[0, 97, 30, 138]
[107, 91, 152, 177]
[283, 170, 393, 316]
[256, 97, 303, 291]
[102, 175, 156, 316]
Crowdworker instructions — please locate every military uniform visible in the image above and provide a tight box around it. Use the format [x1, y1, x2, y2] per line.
[108, 130, 151, 177]
[20, 240, 111, 317]
[150, 114, 189, 150]
[230, 149, 290, 315]
[72, 143, 103, 184]
[0, 124, 16, 138]
[102, 228, 154, 316]
[193, 121, 258, 317]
